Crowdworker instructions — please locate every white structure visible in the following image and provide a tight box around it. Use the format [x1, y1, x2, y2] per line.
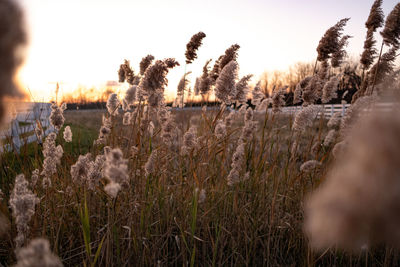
[0, 102, 54, 152]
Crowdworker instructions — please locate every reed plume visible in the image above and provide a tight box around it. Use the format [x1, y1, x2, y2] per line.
[15, 238, 62, 267]
[209, 56, 223, 84]
[137, 58, 179, 108]
[139, 54, 155, 75]
[360, 0, 384, 70]
[49, 103, 66, 131]
[0, 0, 26, 125]
[104, 148, 129, 198]
[331, 35, 351, 68]
[381, 3, 400, 48]
[251, 81, 265, 107]
[368, 46, 397, 85]
[305, 104, 400, 250]
[292, 105, 322, 132]
[219, 44, 240, 72]
[271, 87, 286, 113]
[316, 18, 350, 62]
[118, 59, 138, 85]
[41, 133, 63, 188]
[300, 160, 321, 173]
[235, 75, 253, 104]
[294, 76, 312, 104]
[106, 93, 120, 116]
[63, 126, 72, 142]
[10, 174, 39, 250]
[322, 76, 339, 103]
[185, 32, 206, 64]
[215, 60, 238, 105]
[199, 59, 212, 96]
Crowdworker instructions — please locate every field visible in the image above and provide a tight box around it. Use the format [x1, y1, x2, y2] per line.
[1, 103, 399, 266]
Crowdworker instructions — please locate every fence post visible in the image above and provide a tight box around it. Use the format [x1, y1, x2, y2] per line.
[11, 119, 21, 152]
[331, 104, 334, 117]
[341, 103, 346, 116]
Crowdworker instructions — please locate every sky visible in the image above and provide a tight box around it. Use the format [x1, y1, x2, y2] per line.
[16, 0, 400, 102]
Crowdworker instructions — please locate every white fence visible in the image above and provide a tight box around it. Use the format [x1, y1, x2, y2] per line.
[0, 102, 54, 152]
[280, 104, 350, 118]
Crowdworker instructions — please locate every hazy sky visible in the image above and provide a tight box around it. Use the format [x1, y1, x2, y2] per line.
[17, 0, 399, 102]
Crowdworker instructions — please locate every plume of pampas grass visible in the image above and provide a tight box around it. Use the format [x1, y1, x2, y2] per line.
[316, 18, 350, 62]
[0, 0, 26, 125]
[381, 3, 400, 48]
[302, 76, 324, 105]
[41, 133, 63, 188]
[219, 44, 240, 72]
[292, 105, 322, 132]
[15, 238, 62, 267]
[87, 154, 105, 190]
[322, 76, 339, 103]
[9, 174, 39, 250]
[118, 59, 138, 85]
[106, 93, 120, 116]
[235, 75, 253, 104]
[304, 104, 400, 250]
[214, 119, 226, 139]
[323, 129, 337, 147]
[104, 148, 128, 198]
[137, 58, 179, 108]
[139, 54, 155, 75]
[300, 160, 321, 173]
[177, 71, 191, 98]
[199, 59, 212, 96]
[251, 81, 265, 107]
[294, 76, 312, 104]
[368, 46, 397, 85]
[124, 85, 137, 107]
[227, 143, 245, 186]
[63, 125, 72, 142]
[181, 126, 198, 156]
[209, 55, 223, 84]
[70, 153, 92, 186]
[331, 35, 351, 68]
[366, 0, 384, 31]
[185, 32, 206, 64]
[317, 60, 330, 80]
[327, 112, 341, 128]
[271, 87, 286, 113]
[215, 61, 238, 105]
[360, 0, 384, 70]
[49, 103, 66, 131]
[145, 149, 158, 176]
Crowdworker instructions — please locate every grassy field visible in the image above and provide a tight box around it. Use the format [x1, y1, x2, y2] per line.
[1, 105, 398, 266]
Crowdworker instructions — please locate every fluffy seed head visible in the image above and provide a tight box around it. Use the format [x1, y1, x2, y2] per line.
[15, 238, 62, 267]
[63, 126, 72, 142]
[185, 32, 206, 64]
[139, 54, 155, 75]
[215, 61, 238, 105]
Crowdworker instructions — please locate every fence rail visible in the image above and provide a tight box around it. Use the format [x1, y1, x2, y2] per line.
[0, 102, 53, 152]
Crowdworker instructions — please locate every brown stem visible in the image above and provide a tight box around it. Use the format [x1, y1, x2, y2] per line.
[369, 41, 384, 95]
[313, 58, 318, 75]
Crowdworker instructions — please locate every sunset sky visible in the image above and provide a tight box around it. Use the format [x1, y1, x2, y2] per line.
[16, 0, 399, 102]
